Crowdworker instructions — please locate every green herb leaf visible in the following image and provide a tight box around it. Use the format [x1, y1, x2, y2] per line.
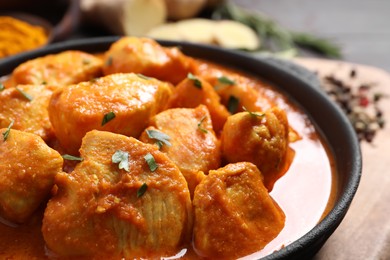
[62, 154, 83, 161]
[218, 76, 235, 85]
[145, 129, 171, 148]
[137, 183, 148, 198]
[16, 87, 33, 101]
[2, 120, 14, 141]
[102, 111, 116, 126]
[187, 73, 202, 89]
[197, 116, 208, 133]
[105, 56, 113, 66]
[136, 73, 152, 80]
[292, 32, 342, 59]
[243, 106, 265, 118]
[144, 152, 158, 172]
[0, 83, 5, 91]
[112, 150, 130, 172]
[227, 95, 240, 114]
[155, 141, 163, 150]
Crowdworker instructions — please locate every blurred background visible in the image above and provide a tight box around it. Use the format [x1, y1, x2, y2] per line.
[1, 0, 389, 71]
[233, 0, 390, 71]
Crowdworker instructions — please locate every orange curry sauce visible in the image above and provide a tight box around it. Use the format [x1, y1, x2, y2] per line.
[0, 58, 336, 259]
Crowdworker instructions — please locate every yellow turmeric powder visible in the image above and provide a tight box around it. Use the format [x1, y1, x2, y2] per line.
[0, 16, 48, 58]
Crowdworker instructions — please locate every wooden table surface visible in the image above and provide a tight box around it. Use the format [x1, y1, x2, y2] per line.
[295, 58, 390, 260]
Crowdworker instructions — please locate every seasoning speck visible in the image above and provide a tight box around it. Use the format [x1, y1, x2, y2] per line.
[321, 72, 386, 143]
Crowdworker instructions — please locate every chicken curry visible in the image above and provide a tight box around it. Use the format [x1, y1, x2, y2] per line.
[0, 37, 335, 259]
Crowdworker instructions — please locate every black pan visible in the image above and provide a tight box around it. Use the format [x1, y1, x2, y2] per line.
[0, 37, 362, 260]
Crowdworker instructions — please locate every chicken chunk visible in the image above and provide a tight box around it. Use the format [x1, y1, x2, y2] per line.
[0, 84, 56, 141]
[193, 60, 274, 113]
[168, 75, 230, 135]
[140, 105, 221, 196]
[102, 37, 192, 84]
[11, 50, 103, 86]
[193, 162, 285, 259]
[0, 129, 63, 223]
[42, 130, 192, 259]
[49, 73, 172, 155]
[221, 107, 292, 190]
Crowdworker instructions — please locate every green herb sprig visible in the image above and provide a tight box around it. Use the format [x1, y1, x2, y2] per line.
[2, 120, 14, 141]
[227, 95, 240, 114]
[187, 73, 202, 89]
[112, 150, 130, 172]
[62, 154, 83, 161]
[144, 153, 158, 172]
[146, 129, 171, 149]
[137, 74, 152, 80]
[137, 183, 148, 198]
[212, 3, 342, 58]
[102, 112, 116, 126]
[15, 87, 33, 101]
[105, 56, 113, 66]
[197, 116, 208, 133]
[218, 76, 236, 85]
[243, 106, 265, 118]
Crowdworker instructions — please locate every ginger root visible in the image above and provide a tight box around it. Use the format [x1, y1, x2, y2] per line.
[164, 0, 207, 20]
[147, 18, 260, 51]
[81, 0, 167, 36]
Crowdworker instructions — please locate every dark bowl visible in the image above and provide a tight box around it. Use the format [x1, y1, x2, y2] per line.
[0, 37, 362, 259]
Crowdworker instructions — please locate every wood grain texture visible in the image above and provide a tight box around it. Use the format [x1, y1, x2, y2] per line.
[295, 57, 390, 260]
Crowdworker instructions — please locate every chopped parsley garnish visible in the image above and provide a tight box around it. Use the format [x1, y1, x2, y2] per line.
[137, 183, 148, 198]
[105, 56, 113, 66]
[62, 154, 83, 161]
[187, 73, 202, 89]
[136, 73, 152, 80]
[102, 111, 116, 126]
[243, 106, 265, 118]
[0, 83, 5, 91]
[218, 76, 236, 85]
[145, 129, 171, 149]
[144, 153, 158, 172]
[197, 116, 208, 133]
[227, 95, 240, 114]
[15, 87, 33, 101]
[2, 120, 14, 141]
[112, 150, 130, 172]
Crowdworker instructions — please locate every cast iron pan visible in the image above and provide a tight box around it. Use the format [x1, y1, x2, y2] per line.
[0, 37, 362, 260]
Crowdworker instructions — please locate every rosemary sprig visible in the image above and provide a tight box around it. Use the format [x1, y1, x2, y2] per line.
[212, 3, 341, 58]
[292, 32, 342, 58]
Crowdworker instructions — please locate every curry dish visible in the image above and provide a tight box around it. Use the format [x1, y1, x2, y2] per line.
[0, 37, 335, 259]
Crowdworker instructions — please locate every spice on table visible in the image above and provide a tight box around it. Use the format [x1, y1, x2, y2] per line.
[0, 16, 48, 58]
[320, 69, 386, 143]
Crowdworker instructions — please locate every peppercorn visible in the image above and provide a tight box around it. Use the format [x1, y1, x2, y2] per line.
[319, 71, 386, 143]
